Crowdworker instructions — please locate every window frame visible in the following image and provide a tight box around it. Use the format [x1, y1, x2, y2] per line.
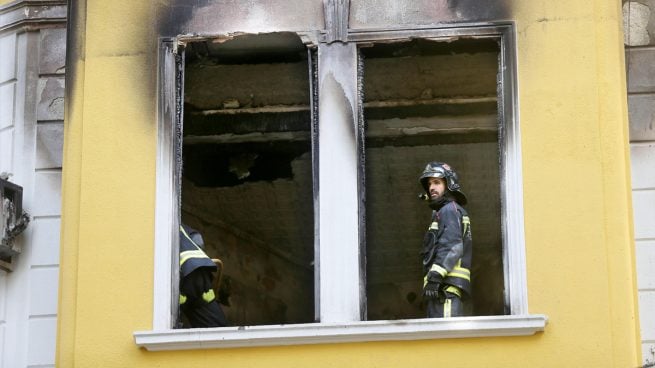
[134, 23, 547, 351]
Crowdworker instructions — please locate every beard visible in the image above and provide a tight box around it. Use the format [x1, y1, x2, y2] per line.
[428, 192, 453, 210]
[429, 191, 443, 200]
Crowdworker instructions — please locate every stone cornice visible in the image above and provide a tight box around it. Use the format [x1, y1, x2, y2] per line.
[0, 0, 67, 33]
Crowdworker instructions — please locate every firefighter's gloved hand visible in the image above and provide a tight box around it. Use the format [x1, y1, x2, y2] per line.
[423, 280, 441, 300]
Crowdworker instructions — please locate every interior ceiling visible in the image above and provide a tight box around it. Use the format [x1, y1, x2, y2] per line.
[185, 32, 308, 65]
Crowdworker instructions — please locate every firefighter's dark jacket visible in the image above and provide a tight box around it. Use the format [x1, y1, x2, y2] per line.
[421, 199, 472, 298]
[179, 224, 216, 278]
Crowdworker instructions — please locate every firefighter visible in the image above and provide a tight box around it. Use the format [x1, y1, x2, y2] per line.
[179, 224, 228, 328]
[419, 162, 473, 318]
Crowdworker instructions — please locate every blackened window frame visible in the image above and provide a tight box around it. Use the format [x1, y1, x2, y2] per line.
[134, 24, 546, 351]
[152, 35, 321, 329]
[350, 24, 526, 317]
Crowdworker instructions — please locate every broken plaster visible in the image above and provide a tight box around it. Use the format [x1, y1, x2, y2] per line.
[623, 2, 651, 46]
[175, 31, 319, 52]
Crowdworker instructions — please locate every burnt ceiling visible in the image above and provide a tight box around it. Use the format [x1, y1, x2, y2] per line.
[185, 32, 308, 65]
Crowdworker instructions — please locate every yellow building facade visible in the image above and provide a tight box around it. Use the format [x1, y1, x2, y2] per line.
[53, 0, 641, 367]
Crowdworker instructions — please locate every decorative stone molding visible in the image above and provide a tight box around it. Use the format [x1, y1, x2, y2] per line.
[0, 0, 67, 33]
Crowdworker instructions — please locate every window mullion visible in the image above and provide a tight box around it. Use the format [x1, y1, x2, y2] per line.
[318, 42, 364, 323]
[154, 40, 178, 330]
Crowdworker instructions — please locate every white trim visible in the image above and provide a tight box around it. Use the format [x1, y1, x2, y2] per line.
[318, 42, 363, 323]
[498, 25, 528, 315]
[134, 314, 547, 351]
[153, 41, 178, 330]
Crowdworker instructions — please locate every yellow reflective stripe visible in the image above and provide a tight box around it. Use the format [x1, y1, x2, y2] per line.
[448, 274, 470, 281]
[180, 225, 203, 251]
[444, 299, 452, 318]
[447, 270, 471, 281]
[446, 261, 471, 281]
[462, 216, 470, 236]
[444, 285, 462, 298]
[430, 264, 448, 277]
[429, 221, 439, 230]
[180, 226, 195, 245]
[179, 294, 187, 305]
[423, 275, 428, 288]
[180, 250, 208, 266]
[202, 289, 216, 303]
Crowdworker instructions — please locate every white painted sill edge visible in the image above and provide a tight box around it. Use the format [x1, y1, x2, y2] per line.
[134, 314, 547, 351]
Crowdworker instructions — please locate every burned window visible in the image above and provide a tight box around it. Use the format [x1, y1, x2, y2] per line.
[360, 39, 505, 320]
[140, 25, 541, 349]
[179, 33, 315, 327]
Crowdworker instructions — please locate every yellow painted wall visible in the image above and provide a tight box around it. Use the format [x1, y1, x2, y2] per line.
[57, 1, 641, 367]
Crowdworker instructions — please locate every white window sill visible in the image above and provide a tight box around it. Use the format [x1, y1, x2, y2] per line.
[134, 314, 547, 351]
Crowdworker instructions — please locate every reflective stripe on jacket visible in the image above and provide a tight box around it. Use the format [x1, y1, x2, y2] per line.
[179, 224, 216, 278]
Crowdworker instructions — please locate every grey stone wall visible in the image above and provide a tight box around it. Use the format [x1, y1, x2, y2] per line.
[0, 24, 66, 368]
[624, 1, 655, 365]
